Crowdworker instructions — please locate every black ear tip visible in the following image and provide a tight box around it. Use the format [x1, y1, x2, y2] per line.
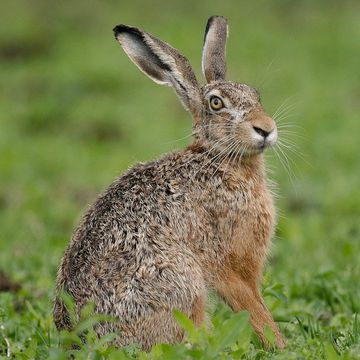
[113, 24, 143, 39]
[206, 15, 228, 27]
[113, 24, 128, 37]
[204, 16, 228, 40]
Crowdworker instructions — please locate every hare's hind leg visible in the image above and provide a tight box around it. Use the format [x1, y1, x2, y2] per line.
[111, 253, 206, 351]
[116, 308, 185, 351]
[189, 293, 206, 327]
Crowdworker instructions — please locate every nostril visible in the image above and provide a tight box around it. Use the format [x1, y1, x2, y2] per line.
[253, 126, 270, 138]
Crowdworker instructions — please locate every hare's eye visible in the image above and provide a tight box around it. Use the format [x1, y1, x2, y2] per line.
[209, 96, 224, 111]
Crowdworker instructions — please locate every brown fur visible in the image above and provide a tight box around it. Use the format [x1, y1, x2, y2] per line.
[54, 16, 285, 350]
[190, 294, 206, 327]
[202, 16, 228, 82]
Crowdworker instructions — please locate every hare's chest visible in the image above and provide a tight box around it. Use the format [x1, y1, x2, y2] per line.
[238, 181, 275, 235]
[229, 183, 276, 264]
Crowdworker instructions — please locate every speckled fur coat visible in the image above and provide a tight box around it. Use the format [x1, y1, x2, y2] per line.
[54, 16, 285, 350]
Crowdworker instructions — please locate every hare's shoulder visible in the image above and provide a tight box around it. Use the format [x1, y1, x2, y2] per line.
[100, 149, 195, 206]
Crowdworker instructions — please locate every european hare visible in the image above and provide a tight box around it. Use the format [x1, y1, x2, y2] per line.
[54, 16, 285, 350]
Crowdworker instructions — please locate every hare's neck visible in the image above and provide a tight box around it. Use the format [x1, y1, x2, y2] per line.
[239, 154, 267, 181]
[187, 141, 267, 182]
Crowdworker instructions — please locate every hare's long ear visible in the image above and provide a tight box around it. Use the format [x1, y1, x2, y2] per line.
[202, 16, 228, 83]
[113, 25, 201, 115]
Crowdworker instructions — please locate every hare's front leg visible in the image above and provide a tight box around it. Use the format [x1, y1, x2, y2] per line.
[215, 269, 285, 349]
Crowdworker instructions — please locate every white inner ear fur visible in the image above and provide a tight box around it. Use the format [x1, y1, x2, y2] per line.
[130, 33, 195, 103]
[202, 18, 228, 82]
[119, 33, 168, 85]
[122, 33, 148, 59]
[116, 27, 201, 114]
[202, 26, 217, 76]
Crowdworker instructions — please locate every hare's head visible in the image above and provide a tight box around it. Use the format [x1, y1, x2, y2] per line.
[114, 16, 277, 157]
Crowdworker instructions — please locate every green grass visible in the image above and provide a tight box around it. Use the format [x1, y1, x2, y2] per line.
[1, 0, 360, 358]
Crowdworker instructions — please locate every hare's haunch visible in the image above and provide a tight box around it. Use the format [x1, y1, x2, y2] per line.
[54, 16, 285, 350]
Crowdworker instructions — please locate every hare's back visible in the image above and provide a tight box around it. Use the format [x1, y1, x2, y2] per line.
[58, 152, 195, 296]
[55, 153, 206, 331]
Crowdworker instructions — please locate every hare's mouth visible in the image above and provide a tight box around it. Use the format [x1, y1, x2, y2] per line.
[258, 138, 276, 150]
[252, 140, 275, 154]
[244, 138, 277, 156]
[251, 127, 278, 151]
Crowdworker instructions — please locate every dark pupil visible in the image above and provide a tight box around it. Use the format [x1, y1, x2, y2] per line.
[213, 99, 219, 105]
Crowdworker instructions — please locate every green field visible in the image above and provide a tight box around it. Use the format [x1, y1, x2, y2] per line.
[1, 0, 359, 358]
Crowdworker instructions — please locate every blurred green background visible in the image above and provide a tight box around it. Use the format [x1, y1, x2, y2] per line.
[0, 0, 359, 358]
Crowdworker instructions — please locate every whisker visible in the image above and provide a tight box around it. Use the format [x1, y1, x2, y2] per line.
[277, 137, 306, 154]
[254, 58, 280, 90]
[179, 135, 237, 169]
[204, 137, 239, 168]
[188, 135, 239, 180]
[274, 95, 301, 115]
[221, 141, 240, 174]
[210, 140, 240, 179]
[278, 129, 306, 137]
[277, 140, 310, 166]
[277, 124, 304, 130]
[274, 106, 299, 123]
[272, 96, 297, 119]
[275, 143, 300, 192]
[162, 132, 197, 145]
[272, 146, 296, 189]
[277, 138, 303, 151]
[162, 120, 239, 147]
[278, 134, 307, 143]
[222, 140, 243, 180]
[275, 113, 299, 125]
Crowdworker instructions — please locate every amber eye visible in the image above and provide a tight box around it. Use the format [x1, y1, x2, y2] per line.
[209, 96, 224, 111]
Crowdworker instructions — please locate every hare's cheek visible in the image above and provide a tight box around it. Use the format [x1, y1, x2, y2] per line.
[235, 125, 252, 144]
[233, 109, 246, 123]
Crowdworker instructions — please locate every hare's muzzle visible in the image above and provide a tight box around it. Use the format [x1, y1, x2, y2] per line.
[250, 111, 277, 149]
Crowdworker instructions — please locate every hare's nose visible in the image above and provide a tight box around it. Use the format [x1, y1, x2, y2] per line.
[253, 126, 270, 138]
